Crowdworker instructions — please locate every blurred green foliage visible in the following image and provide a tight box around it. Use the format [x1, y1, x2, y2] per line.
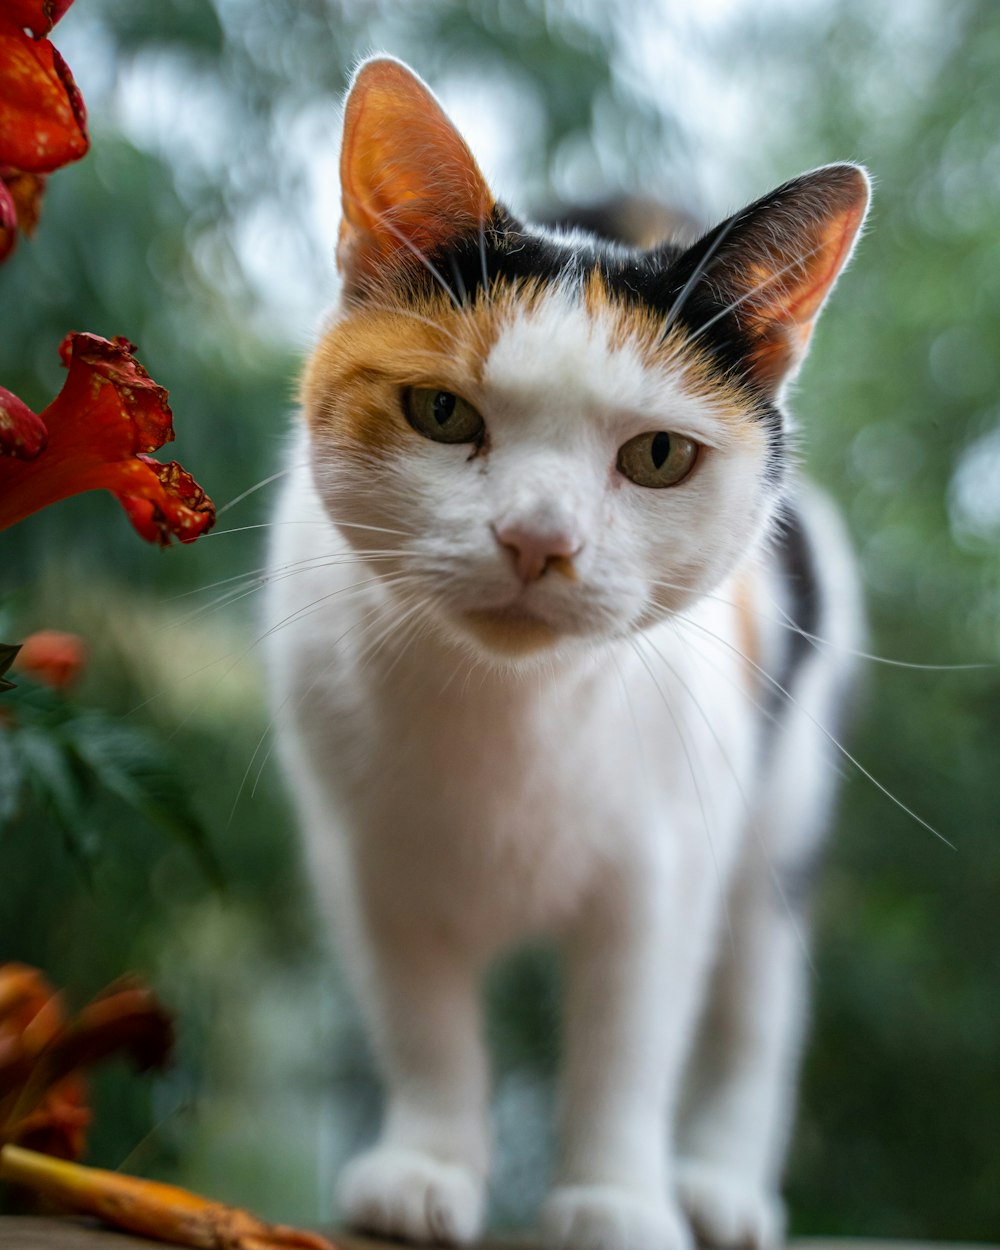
[0, 674, 220, 882]
[1, 0, 998, 1239]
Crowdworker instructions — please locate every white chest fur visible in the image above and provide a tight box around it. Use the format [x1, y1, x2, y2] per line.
[267, 453, 756, 956]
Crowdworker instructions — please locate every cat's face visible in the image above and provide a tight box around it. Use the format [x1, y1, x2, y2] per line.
[302, 57, 868, 662]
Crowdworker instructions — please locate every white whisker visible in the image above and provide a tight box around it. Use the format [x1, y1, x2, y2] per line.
[162, 551, 406, 631]
[216, 465, 306, 517]
[655, 625, 817, 974]
[660, 213, 741, 341]
[646, 576, 989, 672]
[676, 614, 956, 849]
[686, 236, 829, 351]
[629, 636, 734, 950]
[477, 217, 491, 308]
[234, 594, 401, 823]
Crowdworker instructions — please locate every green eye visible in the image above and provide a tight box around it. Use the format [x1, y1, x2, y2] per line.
[403, 387, 485, 445]
[617, 430, 698, 488]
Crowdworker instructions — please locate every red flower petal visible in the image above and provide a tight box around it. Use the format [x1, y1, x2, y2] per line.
[0, 333, 215, 545]
[12, 1085, 89, 1160]
[0, 962, 174, 1163]
[0, 964, 89, 1161]
[122, 455, 217, 546]
[0, 383, 48, 458]
[3, 0, 75, 39]
[0, 18, 88, 174]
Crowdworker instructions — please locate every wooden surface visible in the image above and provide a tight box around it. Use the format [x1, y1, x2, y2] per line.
[0, 1217, 530, 1248]
[0, 1220, 997, 1250]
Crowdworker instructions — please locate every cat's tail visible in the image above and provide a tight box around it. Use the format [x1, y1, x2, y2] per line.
[778, 480, 866, 735]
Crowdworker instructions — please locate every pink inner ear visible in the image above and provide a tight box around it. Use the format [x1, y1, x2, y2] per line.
[338, 59, 494, 281]
[741, 176, 868, 388]
[777, 200, 869, 327]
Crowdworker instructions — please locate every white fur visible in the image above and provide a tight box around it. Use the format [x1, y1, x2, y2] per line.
[264, 285, 860, 1250]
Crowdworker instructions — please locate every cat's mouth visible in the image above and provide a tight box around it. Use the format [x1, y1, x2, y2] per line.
[460, 601, 561, 656]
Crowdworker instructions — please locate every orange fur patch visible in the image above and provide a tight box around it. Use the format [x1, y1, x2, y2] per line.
[302, 299, 489, 454]
[732, 570, 761, 695]
[547, 553, 578, 581]
[462, 606, 559, 656]
[302, 282, 550, 454]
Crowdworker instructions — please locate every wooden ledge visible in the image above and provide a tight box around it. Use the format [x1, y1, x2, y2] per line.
[0, 1218, 527, 1249]
[0, 1219, 997, 1250]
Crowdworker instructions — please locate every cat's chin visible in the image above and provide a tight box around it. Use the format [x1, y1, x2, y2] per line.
[458, 603, 565, 658]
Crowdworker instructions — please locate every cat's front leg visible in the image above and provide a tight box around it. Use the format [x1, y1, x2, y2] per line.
[338, 931, 490, 1247]
[544, 868, 716, 1250]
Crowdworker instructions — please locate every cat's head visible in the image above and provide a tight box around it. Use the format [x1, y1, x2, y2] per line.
[302, 56, 869, 663]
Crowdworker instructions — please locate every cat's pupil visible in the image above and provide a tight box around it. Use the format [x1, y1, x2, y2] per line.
[651, 431, 671, 469]
[433, 391, 456, 425]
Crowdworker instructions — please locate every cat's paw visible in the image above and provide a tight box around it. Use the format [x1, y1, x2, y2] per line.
[543, 1185, 693, 1250]
[337, 1145, 484, 1246]
[676, 1161, 784, 1250]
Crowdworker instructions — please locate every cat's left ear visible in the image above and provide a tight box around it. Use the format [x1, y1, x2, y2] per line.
[677, 164, 870, 392]
[337, 56, 495, 292]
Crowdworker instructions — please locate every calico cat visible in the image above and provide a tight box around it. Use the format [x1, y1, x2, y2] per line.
[264, 56, 869, 1250]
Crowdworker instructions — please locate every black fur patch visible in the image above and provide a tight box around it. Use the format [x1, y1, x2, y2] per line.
[766, 507, 825, 911]
[775, 502, 822, 694]
[760, 501, 823, 759]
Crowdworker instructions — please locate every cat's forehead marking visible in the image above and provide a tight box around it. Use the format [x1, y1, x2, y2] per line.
[480, 280, 759, 446]
[483, 284, 644, 407]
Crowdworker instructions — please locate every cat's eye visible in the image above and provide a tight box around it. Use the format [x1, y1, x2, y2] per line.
[617, 430, 698, 488]
[403, 387, 485, 445]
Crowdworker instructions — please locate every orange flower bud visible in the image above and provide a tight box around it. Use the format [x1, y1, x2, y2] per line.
[13, 630, 86, 690]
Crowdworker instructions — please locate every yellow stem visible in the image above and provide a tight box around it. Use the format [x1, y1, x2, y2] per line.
[0, 1143, 338, 1250]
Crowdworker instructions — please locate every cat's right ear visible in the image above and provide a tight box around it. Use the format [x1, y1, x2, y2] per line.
[337, 57, 495, 293]
[670, 164, 871, 394]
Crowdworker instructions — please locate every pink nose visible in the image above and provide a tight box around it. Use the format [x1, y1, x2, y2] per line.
[494, 521, 582, 582]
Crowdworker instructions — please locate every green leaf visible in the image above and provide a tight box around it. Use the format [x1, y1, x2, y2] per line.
[16, 724, 97, 869]
[0, 726, 25, 826]
[65, 716, 224, 889]
[0, 642, 21, 694]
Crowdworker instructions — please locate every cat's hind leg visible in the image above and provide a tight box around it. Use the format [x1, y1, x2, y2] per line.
[674, 858, 807, 1250]
[675, 642, 851, 1247]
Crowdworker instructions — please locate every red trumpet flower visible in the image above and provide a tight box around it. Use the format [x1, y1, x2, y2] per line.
[0, 332, 215, 545]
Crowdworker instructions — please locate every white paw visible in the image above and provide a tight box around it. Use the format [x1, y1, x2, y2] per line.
[676, 1161, 784, 1250]
[543, 1185, 693, 1250]
[338, 1145, 484, 1245]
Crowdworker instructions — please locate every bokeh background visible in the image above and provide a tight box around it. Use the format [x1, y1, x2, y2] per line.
[2, 0, 999, 1239]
